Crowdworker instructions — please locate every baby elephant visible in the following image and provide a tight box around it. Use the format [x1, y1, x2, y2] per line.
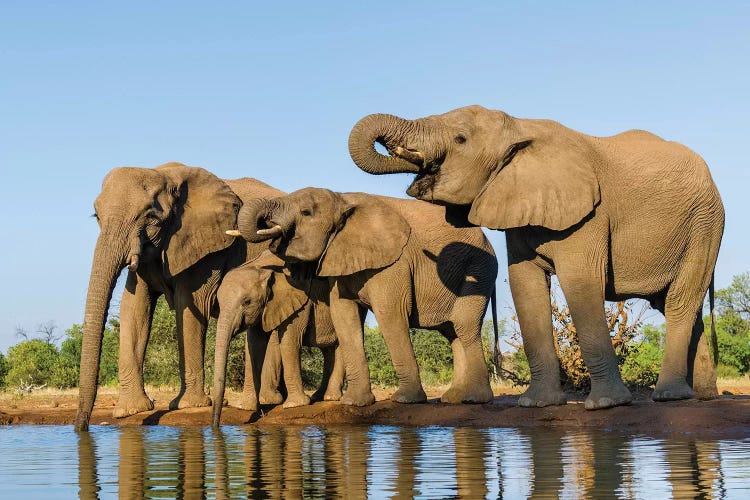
[235, 188, 498, 406]
[211, 252, 344, 427]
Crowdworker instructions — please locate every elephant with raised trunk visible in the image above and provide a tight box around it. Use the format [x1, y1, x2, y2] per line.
[75, 162, 283, 431]
[349, 105, 724, 410]
[234, 188, 498, 406]
[212, 252, 344, 427]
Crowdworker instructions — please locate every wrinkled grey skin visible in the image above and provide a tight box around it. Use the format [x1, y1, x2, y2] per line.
[349, 105, 724, 410]
[75, 162, 282, 431]
[236, 188, 498, 406]
[211, 255, 344, 427]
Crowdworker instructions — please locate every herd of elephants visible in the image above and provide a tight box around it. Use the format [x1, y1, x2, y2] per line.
[73, 105, 725, 432]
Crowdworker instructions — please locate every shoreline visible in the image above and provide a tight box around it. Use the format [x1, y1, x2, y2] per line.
[2, 389, 749, 439]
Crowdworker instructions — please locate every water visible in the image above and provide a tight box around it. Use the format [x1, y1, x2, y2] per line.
[0, 425, 748, 499]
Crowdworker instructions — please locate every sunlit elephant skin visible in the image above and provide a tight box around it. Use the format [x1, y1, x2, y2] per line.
[349, 106, 724, 409]
[74, 162, 283, 431]
[235, 188, 498, 406]
[211, 253, 344, 427]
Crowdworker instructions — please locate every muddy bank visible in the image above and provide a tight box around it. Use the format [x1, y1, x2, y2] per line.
[2, 391, 749, 438]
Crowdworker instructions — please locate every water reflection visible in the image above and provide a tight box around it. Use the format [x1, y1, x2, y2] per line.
[0, 424, 746, 498]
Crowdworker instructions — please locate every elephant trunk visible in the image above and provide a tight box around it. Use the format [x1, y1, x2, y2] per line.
[348, 113, 433, 175]
[75, 228, 131, 431]
[237, 198, 286, 243]
[211, 314, 235, 428]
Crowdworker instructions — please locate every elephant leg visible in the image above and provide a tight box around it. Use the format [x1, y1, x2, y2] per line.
[654, 284, 709, 401]
[331, 285, 375, 406]
[279, 310, 312, 408]
[236, 327, 266, 411]
[689, 313, 718, 400]
[114, 271, 158, 418]
[258, 330, 284, 405]
[509, 260, 567, 407]
[373, 305, 426, 404]
[312, 345, 336, 402]
[557, 269, 631, 410]
[169, 287, 212, 410]
[441, 295, 493, 404]
[324, 345, 345, 401]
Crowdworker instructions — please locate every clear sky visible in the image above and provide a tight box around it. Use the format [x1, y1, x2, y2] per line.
[1, 1, 748, 351]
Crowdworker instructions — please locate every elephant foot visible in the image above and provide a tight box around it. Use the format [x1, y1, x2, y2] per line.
[585, 380, 632, 410]
[391, 385, 427, 404]
[169, 391, 212, 410]
[441, 382, 493, 404]
[517, 383, 567, 408]
[653, 378, 693, 402]
[236, 391, 258, 411]
[692, 378, 718, 400]
[259, 389, 284, 406]
[113, 394, 154, 418]
[311, 387, 342, 403]
[341, 389, 376, 406]
[283, 393, 311, 409]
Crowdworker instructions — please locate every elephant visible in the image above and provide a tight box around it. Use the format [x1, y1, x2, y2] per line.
[348, 105, 724, 409]
[234, 187, 498, 406]
[211, 251, 344, 427]
[74, 162, 283, 431]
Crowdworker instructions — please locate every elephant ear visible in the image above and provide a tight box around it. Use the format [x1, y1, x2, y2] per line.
[468, 128, 601, 231]
[318, 193, 410, 276]
[157, 163, 241, 277]
[262, 271, 310, 332]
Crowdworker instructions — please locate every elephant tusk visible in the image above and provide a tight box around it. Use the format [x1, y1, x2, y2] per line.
[225, 230, 241, 237]
[257, 225, 283, 237]
[393, 146, 425, 164]
[127, 254, 139, 272]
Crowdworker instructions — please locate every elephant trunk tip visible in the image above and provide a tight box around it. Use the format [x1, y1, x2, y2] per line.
[75, 411, 90, 432]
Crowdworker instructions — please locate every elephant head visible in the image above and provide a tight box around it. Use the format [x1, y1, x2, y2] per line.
[233, 188, 410, 276]
[349, 105, 601, 231]
[75, 162, 239, 431]
[211, 252, 309, 427]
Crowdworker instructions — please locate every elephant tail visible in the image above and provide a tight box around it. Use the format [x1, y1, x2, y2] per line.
[491, 286, 502, 376]
[709, 273, 719, 364]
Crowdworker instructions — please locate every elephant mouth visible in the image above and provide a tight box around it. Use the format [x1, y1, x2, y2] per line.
[406, 171, 440, 200]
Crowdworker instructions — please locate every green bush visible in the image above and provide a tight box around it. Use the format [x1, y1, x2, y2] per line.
[620, 341, 664, 388]
[300, 346, 325, 390]
[716, 363, 742, 379]
[715, 327, 750, 374]
[0, 352, 8, 388]
[364, 325, 398, 386]
[411, 328, 454, 386]
[51, 322, 120, 388]
[5, 339, 60, 389]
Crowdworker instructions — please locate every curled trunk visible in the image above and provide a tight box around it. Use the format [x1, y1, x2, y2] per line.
[237, 198, 281, 243]
[211, 316, 234, 427]
[75, 234, 128, 431]
[348, 113, 428, 175]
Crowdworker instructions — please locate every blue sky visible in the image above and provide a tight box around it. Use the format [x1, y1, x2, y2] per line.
[1, 1, 748, 351]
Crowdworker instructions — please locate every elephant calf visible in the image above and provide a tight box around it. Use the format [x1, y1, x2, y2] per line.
[234, 188, 498, 406]
[212, 252, 344, 426]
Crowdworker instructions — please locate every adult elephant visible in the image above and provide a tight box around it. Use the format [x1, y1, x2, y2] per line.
[211, 252, 344, 427]
[349, 105, 724, 409]
[75, 162, 282, 431]
[235, 188, 498, 406]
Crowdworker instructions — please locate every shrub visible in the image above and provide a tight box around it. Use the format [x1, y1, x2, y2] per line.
[620, 341, 663, 388]
[0, 352, 7, 388]
[52, 322, 119, 388]
[364, 325, 398, 386]
[5, 339, 59, 389]
[716, 363, 742, 379]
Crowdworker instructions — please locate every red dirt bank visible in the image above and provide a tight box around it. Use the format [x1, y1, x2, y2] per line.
[2, 391, 749, 438]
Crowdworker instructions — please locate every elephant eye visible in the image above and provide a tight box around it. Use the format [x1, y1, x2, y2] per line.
[455, 134, 467, 144]
[301, 208, 312, 216]
[91, 212, 99, 221]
